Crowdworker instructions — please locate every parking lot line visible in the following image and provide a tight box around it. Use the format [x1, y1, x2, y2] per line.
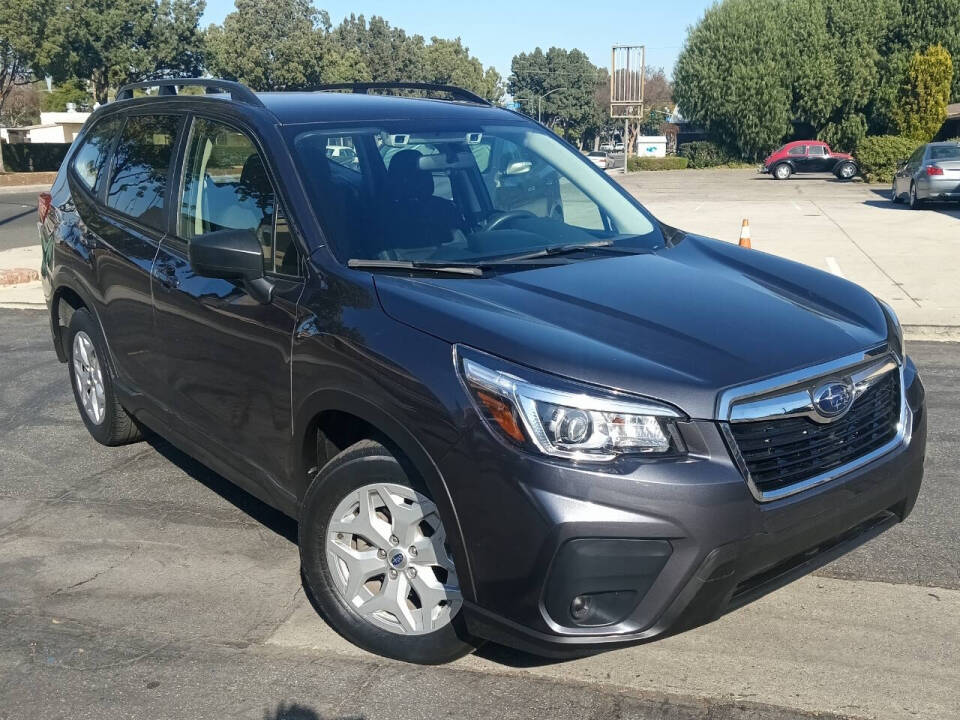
[825, 256, 846, 278]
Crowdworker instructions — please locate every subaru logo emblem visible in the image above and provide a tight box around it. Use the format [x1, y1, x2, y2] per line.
[389, 551, 405, 568]
[812, 381, 854, 418]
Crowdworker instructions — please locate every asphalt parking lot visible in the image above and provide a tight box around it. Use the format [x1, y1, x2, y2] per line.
[1, 307, 958, 720]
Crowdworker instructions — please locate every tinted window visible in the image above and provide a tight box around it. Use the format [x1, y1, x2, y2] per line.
[180, 117, 298, 275]
[72, 116, 122, 191]
[788, 146, 805, 156]
[106, 115, 180, 231]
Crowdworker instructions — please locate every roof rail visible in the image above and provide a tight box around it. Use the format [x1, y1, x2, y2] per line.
[315, 82, 491, 106]
[114, 78, 264, 107]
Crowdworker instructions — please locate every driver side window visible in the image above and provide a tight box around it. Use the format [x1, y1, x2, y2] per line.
[179, 118, 299, 276]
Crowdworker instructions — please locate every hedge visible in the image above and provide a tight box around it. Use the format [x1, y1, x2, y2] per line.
[854, 135, 923, 183]
[1, 143, 72, 172]
[677, 140, 739, 168]
[627, 156, 690, 171]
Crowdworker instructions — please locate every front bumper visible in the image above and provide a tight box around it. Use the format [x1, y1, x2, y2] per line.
[440, 358, 926, 657]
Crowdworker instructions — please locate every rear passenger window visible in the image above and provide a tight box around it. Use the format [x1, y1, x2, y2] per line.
[106, 115, 180, 231]
[179, 118, 299, 275]
[788, 146, 805, 156]
[71, 117, 122, 191]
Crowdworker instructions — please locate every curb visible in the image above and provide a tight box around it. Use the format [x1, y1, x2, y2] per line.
[903, 325, 960, 342]
[0, 268, 40, 286]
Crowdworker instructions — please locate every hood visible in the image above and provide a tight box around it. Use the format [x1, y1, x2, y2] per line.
[372, 234, 888, 419]
[832, 151, 853, 160]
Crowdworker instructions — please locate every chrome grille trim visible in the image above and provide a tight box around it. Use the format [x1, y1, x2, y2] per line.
[717, 347, 911, 503]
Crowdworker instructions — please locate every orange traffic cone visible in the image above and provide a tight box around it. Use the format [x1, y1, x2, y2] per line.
[738, 218, 751, 248]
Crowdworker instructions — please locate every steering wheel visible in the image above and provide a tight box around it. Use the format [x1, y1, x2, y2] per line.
[485, 210, 535, 232]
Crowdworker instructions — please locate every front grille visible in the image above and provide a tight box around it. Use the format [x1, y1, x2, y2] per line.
[729, 370, 900, 495]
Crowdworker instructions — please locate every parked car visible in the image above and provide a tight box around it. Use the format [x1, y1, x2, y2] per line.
[891, 141, 960, 209]
[586, 150, 610, 169]
[760, 140, 858, 180]
[40, 78, 925, 665]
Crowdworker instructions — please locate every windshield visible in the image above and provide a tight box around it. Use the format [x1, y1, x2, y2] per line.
[285, 121, 661, 265]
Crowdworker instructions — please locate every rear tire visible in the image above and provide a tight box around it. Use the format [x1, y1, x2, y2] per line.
[299, 439, 479, 664]
[773, 163, 792, 180]
[66, 309, 143, 446]
[909, 183, 924, 210]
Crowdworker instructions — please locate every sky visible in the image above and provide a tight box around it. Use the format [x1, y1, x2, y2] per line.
[201, 0, 713, 80]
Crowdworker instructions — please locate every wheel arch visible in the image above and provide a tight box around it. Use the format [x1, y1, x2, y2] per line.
[293, 388, 476, 601]
[49, 278, 95, 363]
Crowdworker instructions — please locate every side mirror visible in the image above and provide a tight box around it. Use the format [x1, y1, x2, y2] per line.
[188, 228, 273, 303]
[505, 160, 532, 176]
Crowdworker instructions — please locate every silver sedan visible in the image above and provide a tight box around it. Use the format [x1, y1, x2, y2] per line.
[892, 141, 960, 209]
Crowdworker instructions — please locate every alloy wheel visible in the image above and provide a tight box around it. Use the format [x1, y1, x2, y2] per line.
[775, 164, 790, 179]
[72, 331, 105, 425]
[325, 482, 462, 635]
[840, 163, 856, 179]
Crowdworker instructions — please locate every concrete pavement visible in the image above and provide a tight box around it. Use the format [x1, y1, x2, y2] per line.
[1, 309, 957, 719]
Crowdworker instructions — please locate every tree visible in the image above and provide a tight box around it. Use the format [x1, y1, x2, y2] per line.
[893, 44, 953, 141]
[39, 0, 205, 104]
[508, 47, 602, 143]
[422, 37, 502, 102]
[673, 0, 793, 159]
[206, 0, 324, 91]
[891, 0, 960, 101]
[1, 0, 51, 172]
[332, 15, 425, 84]
[673, 0, 902, 158]
[41, 78, 93, 111]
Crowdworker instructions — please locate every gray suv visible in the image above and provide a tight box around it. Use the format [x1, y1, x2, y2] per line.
[40, 79, 925, 664]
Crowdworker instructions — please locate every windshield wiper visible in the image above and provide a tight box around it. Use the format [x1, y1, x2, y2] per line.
[487, 240, 643, 263]
[347, 259, 483, 277]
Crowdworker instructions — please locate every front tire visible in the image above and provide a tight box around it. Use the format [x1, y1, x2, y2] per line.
[773, 163, 792, 180]
[66, 309, 143, 446]
[836, 162, 857, 180]
[299, 440, 478, 664]
[891, 180, 901, 203]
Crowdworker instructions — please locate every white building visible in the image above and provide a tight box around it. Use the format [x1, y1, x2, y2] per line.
[1, 108, 91, 144]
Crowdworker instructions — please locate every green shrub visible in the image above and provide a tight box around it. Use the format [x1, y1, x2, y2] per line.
[855, 135, 923, 183]
[1, 143, 72, 172]
[627, 156, 690, 171]
[893, 44, 953, 142]
[677, 140, 739, 168]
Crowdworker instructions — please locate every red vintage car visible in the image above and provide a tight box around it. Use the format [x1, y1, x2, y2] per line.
[760, 140, 858, 180]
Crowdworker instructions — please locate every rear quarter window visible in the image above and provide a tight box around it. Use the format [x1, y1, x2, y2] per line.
[71, 116, 122, 192]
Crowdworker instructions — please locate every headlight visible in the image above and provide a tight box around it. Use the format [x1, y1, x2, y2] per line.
[877, 298, 905, 359]
[457, 348, 685, 461]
